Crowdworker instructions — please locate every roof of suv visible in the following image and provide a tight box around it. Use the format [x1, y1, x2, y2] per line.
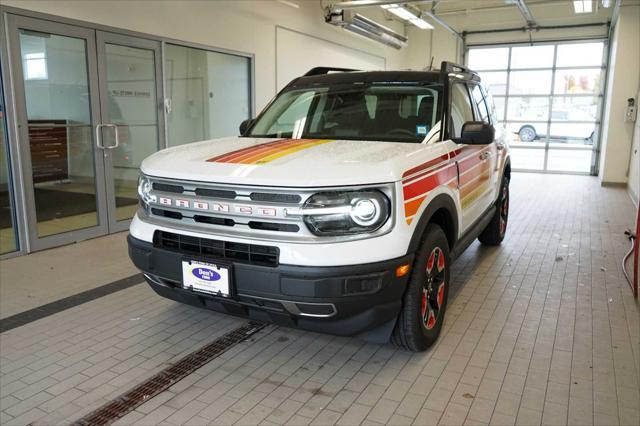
[287, 70, 443, 89]
[287, 66, 481, 90]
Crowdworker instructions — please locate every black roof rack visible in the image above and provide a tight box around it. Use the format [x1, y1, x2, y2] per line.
[440, 61, 480, 82]
[303, 67, 359, 77]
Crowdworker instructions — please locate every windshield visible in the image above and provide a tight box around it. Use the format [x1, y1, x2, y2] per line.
[249, 84, 443, 143]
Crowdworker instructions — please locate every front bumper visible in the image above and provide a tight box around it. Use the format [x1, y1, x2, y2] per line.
[128, 235, 413, 338]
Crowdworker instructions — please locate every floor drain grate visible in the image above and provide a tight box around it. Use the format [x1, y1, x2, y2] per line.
[73, 321, 266, 426]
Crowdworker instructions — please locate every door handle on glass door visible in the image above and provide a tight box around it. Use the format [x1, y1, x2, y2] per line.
[95, 124, 119, 150]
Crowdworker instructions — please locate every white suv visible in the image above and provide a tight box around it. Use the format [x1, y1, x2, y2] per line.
[128, 62, 511, 351]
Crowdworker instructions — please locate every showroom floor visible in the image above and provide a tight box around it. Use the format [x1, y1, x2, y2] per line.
[0, 173, 638, 426]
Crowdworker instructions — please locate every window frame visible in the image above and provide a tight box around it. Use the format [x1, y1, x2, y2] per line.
[448, 80, 475, 140]
[468, 82, 491, 125]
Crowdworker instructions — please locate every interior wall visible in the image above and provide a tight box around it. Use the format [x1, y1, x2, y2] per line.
[626, 89, 640, 203]
[1, 0, 406, 112]
[401, 25, 462, 71]
[275, 27, 385, 91]
[599, 3, 640, 188]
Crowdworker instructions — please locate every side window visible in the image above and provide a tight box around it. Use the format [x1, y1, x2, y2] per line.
[480, 85, 498, 125]
[450, 83, 474, 138]
[470, 84, 490, 124]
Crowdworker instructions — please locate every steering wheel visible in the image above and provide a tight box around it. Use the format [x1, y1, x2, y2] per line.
[385, 128, 416, 137]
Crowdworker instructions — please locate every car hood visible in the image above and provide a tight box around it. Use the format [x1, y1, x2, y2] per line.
[140, 137, 451, 187]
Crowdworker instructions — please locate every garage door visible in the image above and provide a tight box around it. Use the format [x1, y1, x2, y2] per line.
[276, 27, 386, 91]
[467, 40, 607, 175]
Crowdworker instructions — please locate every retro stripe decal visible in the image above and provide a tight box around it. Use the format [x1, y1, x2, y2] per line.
[402, 162, 457, 224]
[207, 139, 333, 165]
[402, 145, 496, 225]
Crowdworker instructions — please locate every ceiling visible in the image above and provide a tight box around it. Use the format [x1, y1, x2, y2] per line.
[328, 1, 616, 33]
[422, 0, 615, 30]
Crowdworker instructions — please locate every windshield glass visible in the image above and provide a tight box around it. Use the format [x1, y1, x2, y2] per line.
[249, 84, 443, 143]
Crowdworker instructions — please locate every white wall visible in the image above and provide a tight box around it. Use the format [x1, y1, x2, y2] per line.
[275, 27, 385, 91]
[400, 25, 462, 71]
[599, 3, 640, 189]
[1, 0, 406, 112]
[627, 89, 640, 203]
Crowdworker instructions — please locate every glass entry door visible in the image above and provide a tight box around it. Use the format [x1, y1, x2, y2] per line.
[8, 15, 108, 251]
[7, 16, 164, 250]
[96, 32, 164, 232]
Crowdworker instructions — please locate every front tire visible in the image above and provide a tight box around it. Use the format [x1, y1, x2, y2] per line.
[392, 224, 450, 352]
[478, 175, 509, 245]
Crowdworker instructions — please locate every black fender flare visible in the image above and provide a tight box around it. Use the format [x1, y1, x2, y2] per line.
[406, 193, 459, 255]
[500, 156, 512, 184]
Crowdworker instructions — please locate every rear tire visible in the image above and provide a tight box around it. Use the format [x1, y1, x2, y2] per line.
[518, 125, 536, 142]
[392, 224, 450, 352]
[478, 175, 509, 246]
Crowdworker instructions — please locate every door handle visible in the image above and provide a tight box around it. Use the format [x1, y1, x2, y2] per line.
[95, 123, 119, 150]
[479, 151, 491, 160]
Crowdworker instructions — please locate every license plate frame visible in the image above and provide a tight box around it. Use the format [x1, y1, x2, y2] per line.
[181, 259, 231, 297]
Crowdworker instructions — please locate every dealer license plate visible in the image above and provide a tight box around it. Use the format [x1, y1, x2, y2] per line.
[181, 260, 230, 297]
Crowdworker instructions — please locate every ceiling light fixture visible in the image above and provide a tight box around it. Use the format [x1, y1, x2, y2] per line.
[326, 9, 408, 49]
[276, 0, 299, 8]
[573, 0, 593, 13]
[381, 3, 434, 30]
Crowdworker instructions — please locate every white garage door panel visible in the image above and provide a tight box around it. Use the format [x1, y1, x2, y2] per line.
[276, 27, 386, 91]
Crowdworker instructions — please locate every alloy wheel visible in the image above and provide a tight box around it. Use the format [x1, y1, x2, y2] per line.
[421, 247, 446, 330]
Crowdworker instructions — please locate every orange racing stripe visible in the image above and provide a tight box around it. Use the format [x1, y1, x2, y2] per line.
[207, 139, 333, 165]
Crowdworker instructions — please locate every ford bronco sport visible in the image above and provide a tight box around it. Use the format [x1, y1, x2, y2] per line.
[128, 62, 511, 351]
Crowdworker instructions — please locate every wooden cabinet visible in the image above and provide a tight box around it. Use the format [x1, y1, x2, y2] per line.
[28, 120, 69, 184]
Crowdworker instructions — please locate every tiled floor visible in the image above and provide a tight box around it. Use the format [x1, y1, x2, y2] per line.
[0, 173, 638, 426]
[0, 233, 138, 318]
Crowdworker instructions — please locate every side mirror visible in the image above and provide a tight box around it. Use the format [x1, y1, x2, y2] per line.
[459, 121, 495, 145]
[239, 119, 254, 136]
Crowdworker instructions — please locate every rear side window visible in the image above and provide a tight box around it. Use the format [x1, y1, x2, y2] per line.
[470, 84, 490, 123]
[481, 85, 498, 124]
[450, 83, 474, 138]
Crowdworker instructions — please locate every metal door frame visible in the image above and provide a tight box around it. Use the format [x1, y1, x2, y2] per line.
[0, 5, 255, 255]
[96, 31, 165, 233]
[6, 14, 109, 252]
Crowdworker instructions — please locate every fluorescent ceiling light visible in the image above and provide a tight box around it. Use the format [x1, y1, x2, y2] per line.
[276, 0, 299, 8]
[573, 0, 593, 13]
[381, 4, 434, 30]
[326, 9, 408, 49]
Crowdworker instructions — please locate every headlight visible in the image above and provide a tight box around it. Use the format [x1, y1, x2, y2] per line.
[301, 190, 390, 236]
[137, 174, 155, 206]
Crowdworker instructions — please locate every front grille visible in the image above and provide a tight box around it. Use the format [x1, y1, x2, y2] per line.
[154, 231, 279, 267]
[152, 182, 184, 193]
[193, 215, 235, 227]
[249, 192, 301, 203]
[248, 221, 299, 232]
[151, 208, 183, 220]
[142, 177, 337, 241]
[195, 188, 237, 199]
